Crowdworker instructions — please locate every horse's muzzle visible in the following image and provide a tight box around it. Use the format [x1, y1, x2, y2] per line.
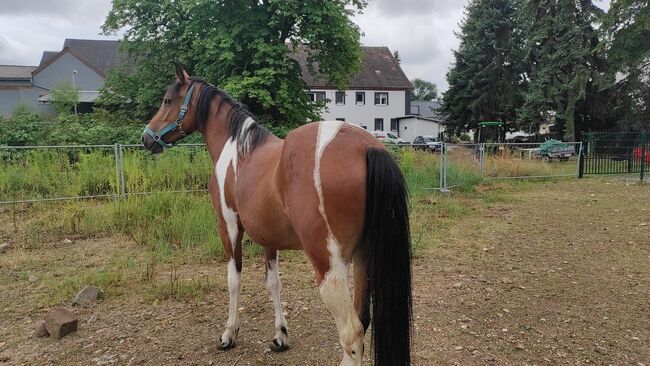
[142, 133, 164, 154]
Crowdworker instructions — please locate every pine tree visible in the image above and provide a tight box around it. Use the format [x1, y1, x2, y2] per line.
[603, 0, 650, 131]
[441, 0, 525, 135]
[519, 0, 604, 140]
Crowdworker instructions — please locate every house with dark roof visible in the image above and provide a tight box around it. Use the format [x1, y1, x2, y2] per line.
[297, 46, 413, 133]
[1, 40, 414, 125]
[0, 39, 124, 116]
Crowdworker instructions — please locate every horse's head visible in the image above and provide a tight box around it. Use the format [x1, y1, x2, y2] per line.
[142, 63, 200, 154]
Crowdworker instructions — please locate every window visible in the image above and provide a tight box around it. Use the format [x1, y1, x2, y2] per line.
[355, 92, 365, 105]
[335, 91, 345, 105]
[374, 92, 389, 105]
[336, 118, 345, 121]
[374, 118, 384, 131]
[390, 118, 398, 131]
[307, 91, 326, 102]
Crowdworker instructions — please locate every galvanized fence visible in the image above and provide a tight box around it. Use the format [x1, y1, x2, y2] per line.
[1, 141, 585, 205]
[0, 144, 211, 205]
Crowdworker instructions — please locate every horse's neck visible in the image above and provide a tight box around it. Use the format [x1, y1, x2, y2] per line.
[201, 110, 279, 178]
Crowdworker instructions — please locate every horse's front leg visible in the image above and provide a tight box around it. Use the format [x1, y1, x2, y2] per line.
[210, 175, 244, 350]
[219, 223, 243, 350]
[264, 248, 289, 352]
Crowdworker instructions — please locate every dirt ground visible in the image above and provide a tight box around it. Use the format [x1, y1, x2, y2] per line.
[1, 178, 649, 365]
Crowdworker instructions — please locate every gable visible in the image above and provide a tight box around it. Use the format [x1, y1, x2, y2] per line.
[32, 51, 105, 91]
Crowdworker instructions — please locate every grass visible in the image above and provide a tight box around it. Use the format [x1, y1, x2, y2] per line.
[0, 144, 578, 264]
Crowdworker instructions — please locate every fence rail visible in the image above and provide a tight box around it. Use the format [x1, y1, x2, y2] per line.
[0, 141, 587, 205]
[579, 132, 648, 181]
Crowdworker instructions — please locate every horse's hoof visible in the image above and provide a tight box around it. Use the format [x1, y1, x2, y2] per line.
[218, 337, 236, 350]
[270, 338, 289, 352]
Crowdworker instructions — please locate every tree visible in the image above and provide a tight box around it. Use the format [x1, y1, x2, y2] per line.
[602, 0, 650, 131]
[101, 0, 367, 127]
[50, 82, 79, 115]
[411, 78, 438, 101]
[518, 0, 605, 140]
[441, 0, 525, 135]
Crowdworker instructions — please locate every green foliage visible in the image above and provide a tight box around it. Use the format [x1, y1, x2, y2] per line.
[602, 0, 650, 131]
[101, 0, 366, 127]
[50, 82, 80, 115]
[441, 0, 525, 134]
[0, 111, 143, 147]
[411, 78, 438, 101]
[518, 0, 605, 140]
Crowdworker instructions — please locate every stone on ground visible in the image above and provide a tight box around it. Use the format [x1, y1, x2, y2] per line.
[34, 320, 49, 338]
[72, 286, 103, 306]
[0, 243, 11, 253]
[44, 307, 78, 339]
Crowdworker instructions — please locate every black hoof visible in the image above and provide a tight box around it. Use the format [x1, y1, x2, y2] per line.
[218, 337, 236, 350]
[270, 338, 289, 352]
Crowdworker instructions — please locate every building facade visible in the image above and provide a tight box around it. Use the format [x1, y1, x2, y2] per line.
[296, 46, 413, 133]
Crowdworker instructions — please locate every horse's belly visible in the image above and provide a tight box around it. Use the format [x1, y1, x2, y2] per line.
[240, 211, 302, 250]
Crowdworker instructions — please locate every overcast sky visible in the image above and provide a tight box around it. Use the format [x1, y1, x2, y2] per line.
[0, 0, 610, 92]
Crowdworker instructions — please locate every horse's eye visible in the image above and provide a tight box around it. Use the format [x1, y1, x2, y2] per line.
[164, 98, 172, 105]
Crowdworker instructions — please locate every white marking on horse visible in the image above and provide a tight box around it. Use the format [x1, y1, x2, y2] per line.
[221, 258, 241, 345]
[216, 137, 239, 251]
[266, 256, 289, 346]
[313, 121, 363, 364]
[313, 120, 344, 236]
[215, 117, 257, 251]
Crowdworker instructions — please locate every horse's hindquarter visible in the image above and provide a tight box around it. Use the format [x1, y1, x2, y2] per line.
[235, 139, 302, 250]
[280, 122, 382, 261]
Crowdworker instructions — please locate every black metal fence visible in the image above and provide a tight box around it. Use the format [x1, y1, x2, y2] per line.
[579, 132, 648, 181]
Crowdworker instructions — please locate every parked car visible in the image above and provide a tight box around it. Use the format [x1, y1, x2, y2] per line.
[372, 131, 406, 144]
[412, 135, 442, 152]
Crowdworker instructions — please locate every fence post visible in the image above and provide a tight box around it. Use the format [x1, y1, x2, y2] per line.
[439, 143, 444, 191]
[641, 133, 647, 184]
[119, 144, 126, 198]
[578, 141, 585, 178]
[478, 142, 485, 177]
[113, 144, 121, 197]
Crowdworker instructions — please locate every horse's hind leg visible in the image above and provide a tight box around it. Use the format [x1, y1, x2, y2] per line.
[306, 236, 364, 366]
[264, 248, 289, 352]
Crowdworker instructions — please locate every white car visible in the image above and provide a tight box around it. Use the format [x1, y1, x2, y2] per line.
[372, 131, 406, 144]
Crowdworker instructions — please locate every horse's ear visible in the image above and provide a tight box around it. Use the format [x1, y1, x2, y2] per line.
[173, 62, 190, 85]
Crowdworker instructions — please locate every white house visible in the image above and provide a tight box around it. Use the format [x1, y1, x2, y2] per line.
[393, 100, 445, 142]
[295, 46, 413, 132]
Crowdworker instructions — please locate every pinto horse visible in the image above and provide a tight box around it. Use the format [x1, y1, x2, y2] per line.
[141, 64, 412, 366]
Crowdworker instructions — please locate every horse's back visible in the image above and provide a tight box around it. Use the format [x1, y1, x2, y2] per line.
[279, 121, 384, 260]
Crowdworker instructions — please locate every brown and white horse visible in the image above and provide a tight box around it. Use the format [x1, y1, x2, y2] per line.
[141, 64, 412, 366]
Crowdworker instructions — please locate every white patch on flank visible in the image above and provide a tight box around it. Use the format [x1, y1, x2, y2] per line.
[313, 121, 363, 365]
[266, 256, 288, 344]
[222, 258, 241, 343]
[313, 120, 344, 236]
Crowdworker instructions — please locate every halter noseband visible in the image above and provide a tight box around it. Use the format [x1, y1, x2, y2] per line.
[144, 82, 197, 148]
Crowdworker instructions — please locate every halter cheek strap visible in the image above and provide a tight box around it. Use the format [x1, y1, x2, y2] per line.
[144, 82, 196, 148]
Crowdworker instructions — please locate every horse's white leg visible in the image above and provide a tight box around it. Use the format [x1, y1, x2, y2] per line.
[319, 235, 364, 366]
[265, 249, 289, 351]
[220, 255, 241, 349]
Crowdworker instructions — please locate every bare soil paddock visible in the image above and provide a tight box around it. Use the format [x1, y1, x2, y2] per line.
[1, 179, 649, 365]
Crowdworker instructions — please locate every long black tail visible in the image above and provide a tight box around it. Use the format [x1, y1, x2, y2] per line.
[362, 147, 412, 366]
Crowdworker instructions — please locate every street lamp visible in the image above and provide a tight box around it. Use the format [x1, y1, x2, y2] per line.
[72, 70, 78, 115]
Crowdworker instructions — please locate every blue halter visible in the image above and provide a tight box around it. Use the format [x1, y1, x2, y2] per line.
[144, 82, 196, 148]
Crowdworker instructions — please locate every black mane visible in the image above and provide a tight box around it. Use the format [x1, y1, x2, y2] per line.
[170, 78, 270, 155]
